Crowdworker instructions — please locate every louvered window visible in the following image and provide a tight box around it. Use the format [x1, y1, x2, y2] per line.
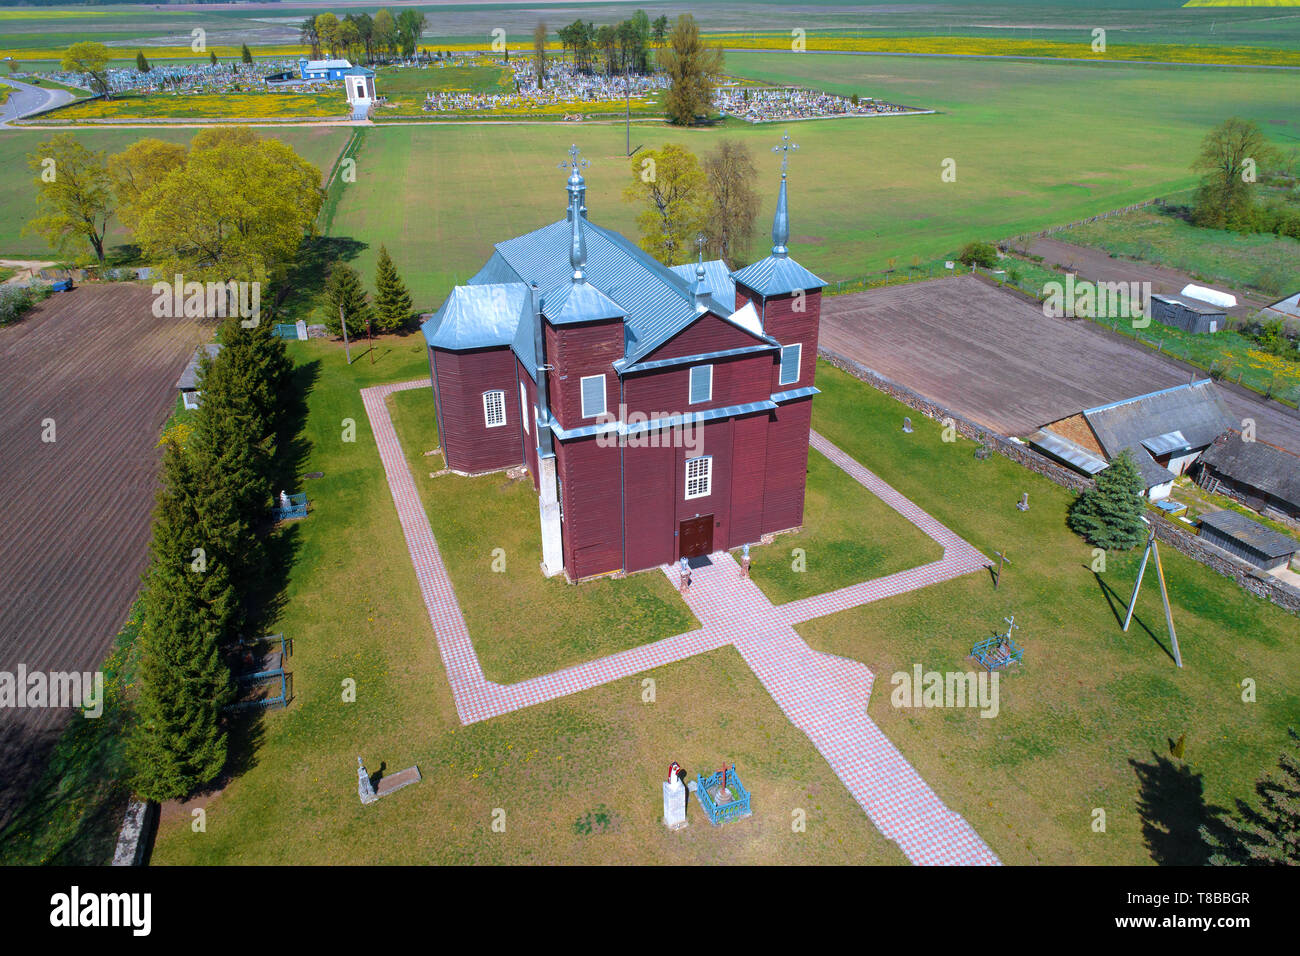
[779, 343, 802, 386]
[580, 374, 606, 418]
[689, 365, 712, 405]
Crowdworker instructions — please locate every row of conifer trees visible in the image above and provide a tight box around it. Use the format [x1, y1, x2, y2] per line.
[127, 316, 293, 801]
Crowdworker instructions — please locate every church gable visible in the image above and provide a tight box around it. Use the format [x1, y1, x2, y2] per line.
[636, 308, 774, 368]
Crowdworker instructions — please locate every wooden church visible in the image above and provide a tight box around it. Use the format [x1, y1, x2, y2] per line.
[421, 140, 824, 581]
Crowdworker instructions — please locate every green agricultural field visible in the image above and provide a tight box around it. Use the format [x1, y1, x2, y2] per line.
[321, 52, 1300, 311]
[1057, 203, 1300, 297]
[802, 361, 1300, 865]
[148, 338, 905, 866]
[0, 126, 349, 258]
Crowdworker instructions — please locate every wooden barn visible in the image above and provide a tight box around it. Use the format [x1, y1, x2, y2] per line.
[1196, 430, 1300, 522]
[1149, 294, 1225, 334]
[421, 144, 824, 581]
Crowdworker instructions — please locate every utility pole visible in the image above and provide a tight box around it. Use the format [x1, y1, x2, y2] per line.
[625, 63, 631, 157]
[1123, 518, 1182, 668]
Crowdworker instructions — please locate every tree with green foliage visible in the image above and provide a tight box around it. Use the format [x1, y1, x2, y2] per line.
[135, 49, 150, 73]
[241, 43, 253, 65]
[209, 50, 217, 66]
[1204, 728, 1300, 865]
[26, 133, 113, 263]
[702, 138, 759, 265]
[372, 9, 397, 61]
[533, 22, 548, 90]
[127, 440, 236, 801]
[652, 14, 669, 47]
[300, 16, 321, 59]
[396, 9, 426, 57]
[133, 126, 323, 286]
[1191, 117, 1282, 232]
[1067, 449, 1147, 550]
[659, 14, 722, 126]
[326, 262, 373, 339]
[373, 245, 414, 332]
[316, 12, 341, 58]
[108, 137, 186, 232]
[957, 240, 998, 268]
[624, 143, 709, 264]
[61, 42, 112, 99]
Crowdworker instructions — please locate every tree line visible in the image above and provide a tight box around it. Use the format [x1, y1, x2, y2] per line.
[555, 10, 668, 76]
[129, 312, 294, 800]
[300, 9, 427, 63]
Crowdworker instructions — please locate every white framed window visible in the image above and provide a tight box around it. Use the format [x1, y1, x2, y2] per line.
[779, 343, 802, 386]
[689, 364, 713, 404]
[483, 390, 506, 428]
[685, 456, 712, 500]
[580, 374, 606, 419]
[520, 382, 529, 434]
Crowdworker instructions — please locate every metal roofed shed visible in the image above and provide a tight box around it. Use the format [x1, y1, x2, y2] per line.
[1198, 509, 1298, 572]
[1149, 294, 1225, 334]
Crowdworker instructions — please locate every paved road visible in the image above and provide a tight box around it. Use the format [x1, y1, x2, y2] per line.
[0, 77, 74, 124]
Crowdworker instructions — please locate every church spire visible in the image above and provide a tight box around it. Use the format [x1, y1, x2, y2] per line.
[559, 144, 589, 280]
[770, 133, 797, 259]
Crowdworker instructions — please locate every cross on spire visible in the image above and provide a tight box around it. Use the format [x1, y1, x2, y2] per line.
[558, 143, 589, 177]
[772, 132, 798, 177]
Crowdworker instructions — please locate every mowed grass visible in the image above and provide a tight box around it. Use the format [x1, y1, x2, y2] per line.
[0, 126, 349, 258]
[149, 337, 905, 865]
[385, 382, 697, 684]
[797, 360, 1300, 865]
[743, 449, 942, 605]
[323, 53, 1300, 310]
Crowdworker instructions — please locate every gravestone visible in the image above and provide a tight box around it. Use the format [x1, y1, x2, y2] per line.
[1017, 493, 1029, 512]
[295, 319, 308, 341]
[902, 417, 913, 434]
[357, 756, 377, 805]
[663, 762, 687, 830]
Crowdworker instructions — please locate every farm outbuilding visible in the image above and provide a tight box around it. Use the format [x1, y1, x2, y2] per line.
[1149, 295, 1225, 334]
[1198, 509, 1298, 573]
[1196, 430, 1300, 522]
[1028, 380, 1233, 500]
[298, 58, 353, 81]
[176, 343, 222, 410]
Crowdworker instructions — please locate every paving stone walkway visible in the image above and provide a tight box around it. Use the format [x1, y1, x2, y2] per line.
[362, 379, 999, 864]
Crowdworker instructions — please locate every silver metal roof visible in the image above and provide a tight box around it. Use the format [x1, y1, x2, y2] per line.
[668, 259, 736, 310]
[770, 385, 821, 403]
[1027, 429, 1109, 475]
[176, 343, 222, 390]
[423, 283, 529, 351]
[731, 254, 826, 297]
[1140, 430, 1192, 457]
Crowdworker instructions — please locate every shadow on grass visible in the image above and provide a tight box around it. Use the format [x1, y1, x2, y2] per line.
[1092, 569, 1178, 666]
[271, 235, 368, 321]
[1130, 751, 1230, 866]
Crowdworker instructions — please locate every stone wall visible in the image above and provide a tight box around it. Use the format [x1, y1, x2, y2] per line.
[820, 347, 1300, 616]
[111, 799, 157, 866]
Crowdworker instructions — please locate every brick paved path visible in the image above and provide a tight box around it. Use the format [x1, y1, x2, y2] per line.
[363, 379, 999, 864]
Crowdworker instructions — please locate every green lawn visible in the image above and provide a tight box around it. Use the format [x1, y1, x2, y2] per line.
[0, 126, 350, 259]
[148, 336, 906, 865]
[386, 382, 698, 684]
[321, 52, 1300, 311]
[799, 360, 1300, 865]
[743, 448, 942, 605]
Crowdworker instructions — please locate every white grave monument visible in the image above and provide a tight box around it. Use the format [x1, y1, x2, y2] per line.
[663, 761, 687, 830]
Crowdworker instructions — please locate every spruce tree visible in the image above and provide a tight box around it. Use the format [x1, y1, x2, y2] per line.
[135, 50, 150, 73]
[188, 319, 273, 627]
[372, 245, 414, 332]
[209, 50, 218, 66]
[1205, 728, 1300, 865]
[128, 442, 235, 801]
[325, 262, 373, 339]
[1067, 449, 1147, 550]
[241, 43, 253, 65]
